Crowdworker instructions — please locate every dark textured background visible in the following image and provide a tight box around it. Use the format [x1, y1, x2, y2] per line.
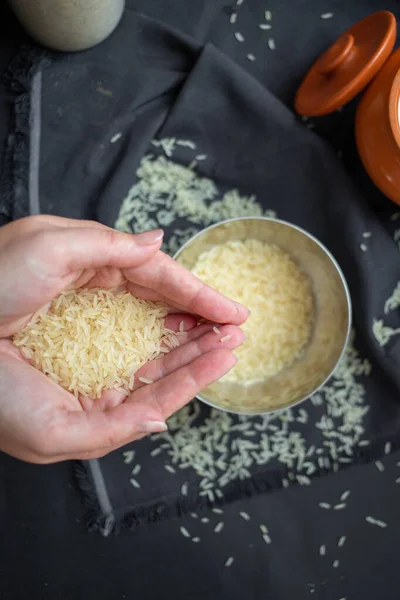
[1, 2, 400, 599]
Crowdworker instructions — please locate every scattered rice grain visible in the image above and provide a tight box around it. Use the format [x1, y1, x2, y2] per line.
[235, 32, 245, 42]
[214, 521, 224, 533]
[220, 335, 232, 343]
[110, 132, 122, 143]
[180, 526, 191, 538]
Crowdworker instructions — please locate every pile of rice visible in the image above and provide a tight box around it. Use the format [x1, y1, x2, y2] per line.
[13, 288, 178, 398]
[192, 239, 314, 383]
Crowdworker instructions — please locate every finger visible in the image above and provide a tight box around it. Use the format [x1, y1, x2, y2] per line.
[125, 281, 189, 312]
[123, 251, 249, 326]
[30, 215, 111, 231]
[163, 313, 198, 333]
[34, 227, 165, 278]
[130, 348, 238, 419]
[0, 215, 111, 251]
[79, 388, 127, 412]
[135, 325, 244, 389]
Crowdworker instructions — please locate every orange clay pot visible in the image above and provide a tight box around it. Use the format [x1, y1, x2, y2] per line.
[295, 11, 400, 206]
[355, 49, 400, 205]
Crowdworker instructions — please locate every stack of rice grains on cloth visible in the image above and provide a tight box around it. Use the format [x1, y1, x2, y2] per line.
[13, 288, 181, 398]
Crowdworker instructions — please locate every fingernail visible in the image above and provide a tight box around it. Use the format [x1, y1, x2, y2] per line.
[137, 420, 168, 434]
[235, 302, 249, 316]
[135, 229, 164, 246]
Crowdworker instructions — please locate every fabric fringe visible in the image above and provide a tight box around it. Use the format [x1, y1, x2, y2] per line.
[0, 45, 51, 220]
[74, 432, 400, 535]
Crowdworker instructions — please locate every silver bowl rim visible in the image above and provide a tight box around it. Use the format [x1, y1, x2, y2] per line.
[173, 216, 352, 416]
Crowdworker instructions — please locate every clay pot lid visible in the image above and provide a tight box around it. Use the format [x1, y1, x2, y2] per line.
[295, 11, 397, 116]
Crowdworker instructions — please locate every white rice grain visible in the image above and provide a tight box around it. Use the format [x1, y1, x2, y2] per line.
[214, 521, 224, 533]
[132, 464, 141, 476]
[246, 54, 256, 61]
[319, 544, 326, 556]
[366, 516, 387, 528]
[225, 556, 235, 567]
[332, 559, 339, 568]
[180, 526, 191, 538]
[213, 326, 221, 335]
[240, 512, 251, 521]
[268, 38, 276, 51]
[139, 377, 153, 385]
[230, 12, 237, 24]
[259, 23, 272, 30]
[123, 450, 135, 464]
[375, 460, 385, 472]
[130, 478, 141, 489]
[338, 536, 346, 547]
[235, 32, 245, 42]
[110, 132, 122, 143]
[321, 13, 334, 19]
[220, 335, 232, 343]
[150, 447, 162, 457]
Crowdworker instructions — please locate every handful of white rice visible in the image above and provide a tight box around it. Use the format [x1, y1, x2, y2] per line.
[13, 288, 177, 398]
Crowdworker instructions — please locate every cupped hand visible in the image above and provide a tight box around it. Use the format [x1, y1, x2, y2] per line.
[0, 216, 248, 463]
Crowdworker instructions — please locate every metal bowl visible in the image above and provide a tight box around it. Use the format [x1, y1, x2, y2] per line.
[174, 217, 351, 415]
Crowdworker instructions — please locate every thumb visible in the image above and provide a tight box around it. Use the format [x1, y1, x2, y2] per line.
[55, 402, 167, 457]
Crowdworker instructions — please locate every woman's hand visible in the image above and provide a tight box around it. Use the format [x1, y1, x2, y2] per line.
[0, 216, 247, 464]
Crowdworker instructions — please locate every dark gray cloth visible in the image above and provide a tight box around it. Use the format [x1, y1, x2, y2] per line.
[3, 8, 399, 532]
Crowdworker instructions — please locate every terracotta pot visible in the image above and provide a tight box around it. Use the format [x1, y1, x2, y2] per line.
[356, 49, 400, 205]
[295, 12, 400, 206]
